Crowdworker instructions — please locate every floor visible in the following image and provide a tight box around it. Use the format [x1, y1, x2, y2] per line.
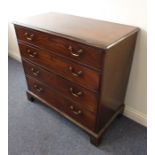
[8, 57, 147, 155]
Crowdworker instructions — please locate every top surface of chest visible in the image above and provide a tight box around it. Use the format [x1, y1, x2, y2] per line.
[14, 12, 139, 49]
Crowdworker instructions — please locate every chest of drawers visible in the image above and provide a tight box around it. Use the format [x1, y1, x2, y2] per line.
[14, 12, 139, 146]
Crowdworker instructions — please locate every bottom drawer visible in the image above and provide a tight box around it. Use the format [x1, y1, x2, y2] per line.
[26, 77, 96, 130]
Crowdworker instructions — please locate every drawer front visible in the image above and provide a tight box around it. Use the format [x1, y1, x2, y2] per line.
[19, 43, 100, 91]
[27, 77, 96, 130]
[15, 25, 103, 69]
[27, 77, 66, 113]
[23, 60, 98, 113]
[65, 101, 96, 131]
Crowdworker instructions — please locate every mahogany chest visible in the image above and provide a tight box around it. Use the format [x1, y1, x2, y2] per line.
[14, 12, 139, 146]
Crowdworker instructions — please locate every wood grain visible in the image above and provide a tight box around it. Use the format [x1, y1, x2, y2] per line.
[27, 77, 96, 130]
[14, 12, 139, 49]
[15, 25, 103, 69]
[23, 60, 99, 113]
[19, 43, 100, 91]
[14, 13, 139, 145]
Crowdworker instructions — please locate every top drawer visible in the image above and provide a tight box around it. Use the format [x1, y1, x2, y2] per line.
[14, 25, 103, 70]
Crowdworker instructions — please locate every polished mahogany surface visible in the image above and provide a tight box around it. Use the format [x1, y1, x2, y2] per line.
[14, 12, 138, 49]
[14, 12, 139, 146]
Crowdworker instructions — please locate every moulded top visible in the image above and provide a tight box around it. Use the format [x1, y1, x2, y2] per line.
[14, 12, 139, 50]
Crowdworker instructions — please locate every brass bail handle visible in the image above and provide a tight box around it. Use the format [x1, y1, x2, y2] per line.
[27, 49, 37, 58]
[68, 45, 83, 57]
[31, 68, 40, 76]
[33, 85, 43, 92]
[24, 32, 34, 41]
[69, 87, 82, 97]
[69, 66, 83, 77]
[70, 105, 82, 115]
